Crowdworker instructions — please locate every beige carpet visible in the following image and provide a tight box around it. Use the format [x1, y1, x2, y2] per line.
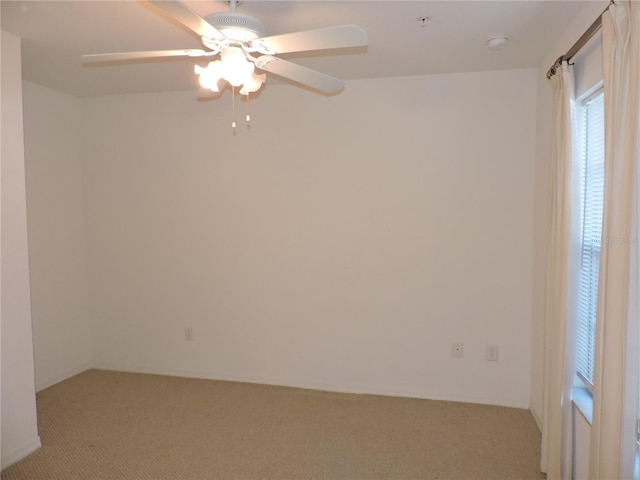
[1, 369, 545, 480]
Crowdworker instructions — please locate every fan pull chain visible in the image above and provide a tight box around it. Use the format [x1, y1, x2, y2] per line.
[231, 86, 237, 130]
[246, 93, 251, 126]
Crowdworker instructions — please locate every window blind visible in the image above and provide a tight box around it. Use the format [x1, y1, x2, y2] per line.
[575, 90, 605, 386]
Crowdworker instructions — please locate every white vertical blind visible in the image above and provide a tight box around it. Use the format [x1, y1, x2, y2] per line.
[575, 89, 604, 386]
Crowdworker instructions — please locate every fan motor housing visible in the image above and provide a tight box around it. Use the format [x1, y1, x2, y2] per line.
[205, 12, 266, 41]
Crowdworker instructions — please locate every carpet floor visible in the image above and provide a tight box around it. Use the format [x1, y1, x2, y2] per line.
[1, 369, 546, 479]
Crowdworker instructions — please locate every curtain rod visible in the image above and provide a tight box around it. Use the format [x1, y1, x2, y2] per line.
[546, 2, 613, 80]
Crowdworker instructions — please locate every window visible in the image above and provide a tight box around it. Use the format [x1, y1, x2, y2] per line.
[575, 88, 604, 389]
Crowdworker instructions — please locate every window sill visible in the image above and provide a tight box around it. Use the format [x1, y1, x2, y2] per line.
[572, 386, 593, 425]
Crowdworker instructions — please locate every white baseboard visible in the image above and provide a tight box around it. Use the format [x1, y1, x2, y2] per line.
[36, 363, 93, 392]
[1, 435, 41, 470]
[529, 405, 543, 432]
[91, 362, 531, 410]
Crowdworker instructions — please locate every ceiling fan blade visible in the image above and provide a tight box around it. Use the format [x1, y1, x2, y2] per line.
[82, 49, 213, 63]
[149, 0, 225, 40]
[255, 56, 344, 94]
[254, 25, 367, 55]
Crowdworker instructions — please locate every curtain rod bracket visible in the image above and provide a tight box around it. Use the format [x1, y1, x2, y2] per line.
[546, 56, 564, 80]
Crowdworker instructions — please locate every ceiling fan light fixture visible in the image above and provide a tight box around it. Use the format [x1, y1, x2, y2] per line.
[195, 48, 260, 93]
[195, 62, 222, 92]
[239, 72, 266, 95]
[220, 46, 255, 87]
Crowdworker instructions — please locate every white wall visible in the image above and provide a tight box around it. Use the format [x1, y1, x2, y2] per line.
[22, 82, 92, 391]
[1, 30, 41, 469]
[83, 68, 537, 408]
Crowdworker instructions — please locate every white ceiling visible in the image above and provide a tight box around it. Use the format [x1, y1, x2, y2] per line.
[1, 0, 589, 98]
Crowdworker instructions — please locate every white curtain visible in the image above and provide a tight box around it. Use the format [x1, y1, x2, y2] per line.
[590, 2, 640, 479]
[541, 62, 581, 480]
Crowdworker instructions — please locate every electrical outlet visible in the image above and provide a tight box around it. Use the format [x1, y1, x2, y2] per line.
[452, 342, 464, 358]
[486, 344, 499, 361]
[184, 327, 194, 341]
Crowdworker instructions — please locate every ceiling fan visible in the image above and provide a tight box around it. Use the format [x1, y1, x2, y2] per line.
[83, 0, 368, 96]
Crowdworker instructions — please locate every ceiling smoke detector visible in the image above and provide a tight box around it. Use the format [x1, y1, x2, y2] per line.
[486, 35, 509, 50]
